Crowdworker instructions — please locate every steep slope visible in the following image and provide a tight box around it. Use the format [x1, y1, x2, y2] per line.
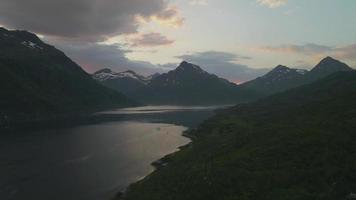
[307, 56, 353, 79]
[122, 71, 356, 200]
[239, 57, 353, 98]
[133, 61, 254, 105]
[93, 68, 149, 97]
[240, 65, 307, 96]
[0, 27, 135, 125]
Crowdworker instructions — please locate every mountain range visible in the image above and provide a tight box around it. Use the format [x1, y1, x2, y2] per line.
[94, 61, 256, 105]
[1, 27, 354, 127]
[1, 27, 356, 199]
[94, 57, 353, 105]
[93, 68, 154, 97]
[0, 27, 136, 127]
[239, 56, 353, 98]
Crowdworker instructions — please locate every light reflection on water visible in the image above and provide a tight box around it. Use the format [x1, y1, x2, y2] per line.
[97, 105, 231, 115]
[0, 106, 225, 200]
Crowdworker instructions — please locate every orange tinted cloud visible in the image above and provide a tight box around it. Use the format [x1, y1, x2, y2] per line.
[137, 7, 184, 28]
[255, 43, 356, 65]
[256, 43, 332, 55]
[129, 32, 175, 47]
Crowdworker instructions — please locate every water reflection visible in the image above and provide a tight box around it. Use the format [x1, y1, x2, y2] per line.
[0, 106, 225, 200]
[98, 105, 230, 115]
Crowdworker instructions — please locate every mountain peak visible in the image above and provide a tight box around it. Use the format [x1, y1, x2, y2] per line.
[0, 27, 42, 42]
[0, 27, 47, 51]
[256, 65, 305, 83]
[311, 56, 353, 74]
[268, 65, 307, 75]
[265, 65, 291, 76]
[176, 61, 204, 72]
[322, 56, 337, 61]
[318, 56, 340, 65]
[180, 61, 189, 65]
[274, 65, 290, 71]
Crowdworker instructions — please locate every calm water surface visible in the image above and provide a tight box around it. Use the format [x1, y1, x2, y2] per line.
[0, 106, 225, 200]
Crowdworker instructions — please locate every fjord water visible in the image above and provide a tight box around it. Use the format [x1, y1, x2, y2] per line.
[0, 106, 222, 200]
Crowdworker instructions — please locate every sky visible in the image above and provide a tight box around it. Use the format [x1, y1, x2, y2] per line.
[0, 0, 355, 83]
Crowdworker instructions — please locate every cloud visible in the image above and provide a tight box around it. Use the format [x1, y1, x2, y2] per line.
[177, 51, 252, 63]
[257, 0, 288, 8]
[189, 0, 209, 6]
[334, 44, 356, 61]
[130, 32, 175, 47]
[258, 43, 356, 64]
[137, 7, 184, 28]
[0, 0, 182, 42]
[157, 62, 179, 69]
[259, 43, 333, 55]
[51, 41, 167, 75]
[175, 51, 268, 83]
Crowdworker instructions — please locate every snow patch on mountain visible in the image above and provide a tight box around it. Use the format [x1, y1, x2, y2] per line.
[21, 41, 43, 50]
[93, 69, 154, 84]
[93, 71, 118, 81]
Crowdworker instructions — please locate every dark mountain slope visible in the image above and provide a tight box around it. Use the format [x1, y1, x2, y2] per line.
[307, 56, 353, 80]
[239, 57, 353, 99]
[0, 28, 135, 125]
[133, 61, 255, 105]
[240, 65, 306, 96]
[122, 71, 356, 200]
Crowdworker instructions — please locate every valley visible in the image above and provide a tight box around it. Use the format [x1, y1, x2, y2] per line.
[0, 22, 355, 200]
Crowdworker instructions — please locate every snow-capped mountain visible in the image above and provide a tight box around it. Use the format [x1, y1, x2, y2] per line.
[93, 68, 153, 83]
[0, 27, 135, 124]
[132, 61, 254, 105]
[93, 62, 254, 105]
[239, 65, 306, 96]
[261, 65, 307, 82]
[93, 68, 155, 97]
[239, 56, 353, 98]
[93, 57, 353, 105]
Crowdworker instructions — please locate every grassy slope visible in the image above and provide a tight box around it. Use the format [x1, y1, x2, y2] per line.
[122, 71, 356, 200]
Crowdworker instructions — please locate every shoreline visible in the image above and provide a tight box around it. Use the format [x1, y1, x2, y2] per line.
[115, 128, 195, 200]
[113, 106, 228, 200]
[1, 105, 221, 200]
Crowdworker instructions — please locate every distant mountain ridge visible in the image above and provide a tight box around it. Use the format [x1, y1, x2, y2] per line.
[239, 56, 353, 98]
[94, 61, 255, 105]
[136, 61, 246, 105]
[240, 65, 307, 96]
[93, 68, 152, 83]
[93, 68, 153, 97]
[308, 56, 353, 79]
[0, 27, 136, 127]
[94, 57, 353, 105]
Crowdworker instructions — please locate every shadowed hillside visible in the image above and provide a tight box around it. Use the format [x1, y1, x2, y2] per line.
[0, 28, 136, 127]
[121, 71, 356, 200]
